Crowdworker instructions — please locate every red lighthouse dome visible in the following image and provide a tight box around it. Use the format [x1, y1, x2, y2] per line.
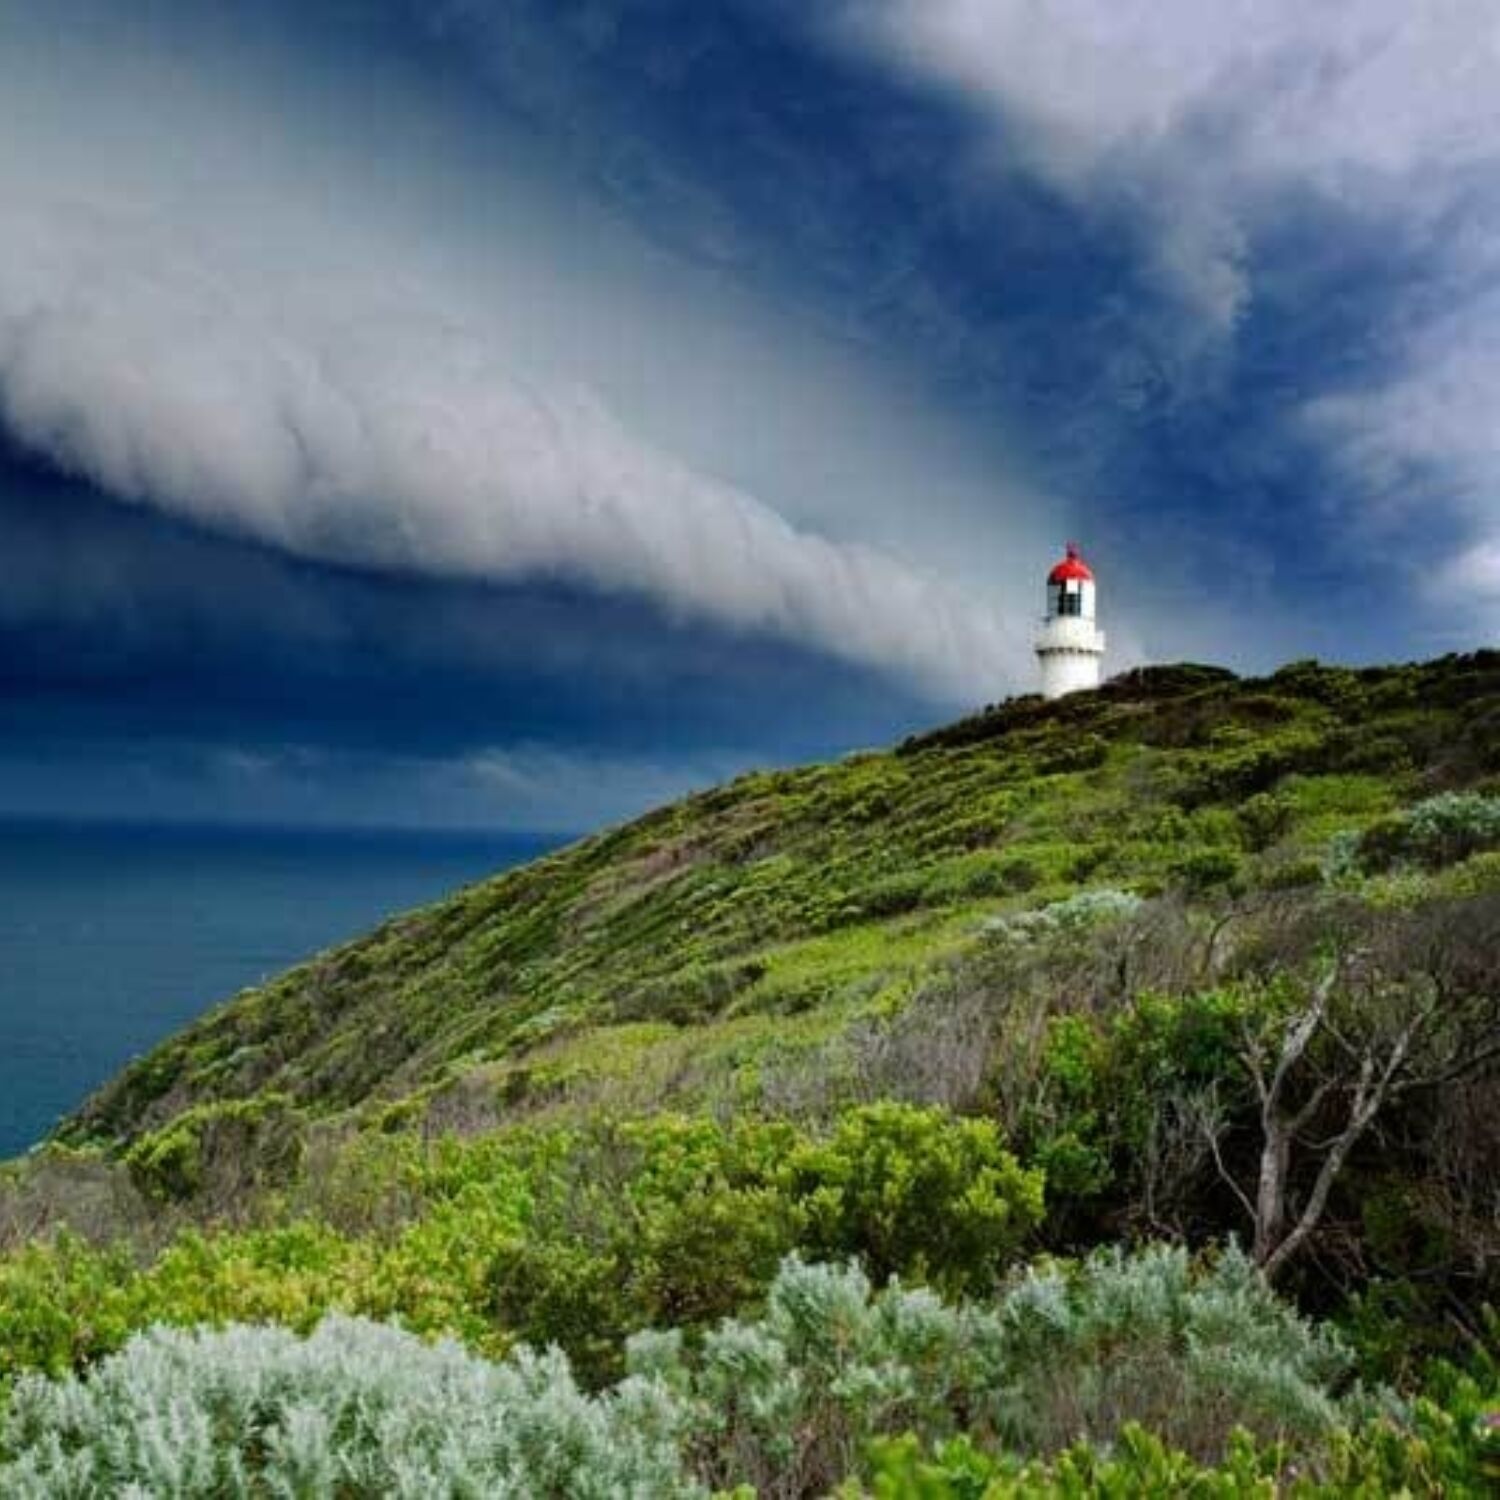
[1047, 542, 1094, 585]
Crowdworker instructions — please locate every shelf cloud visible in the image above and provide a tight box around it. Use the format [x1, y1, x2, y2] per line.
[0, 189, 1023, 702]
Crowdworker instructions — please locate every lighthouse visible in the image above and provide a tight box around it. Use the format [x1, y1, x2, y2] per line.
[1035, 543, 1106, 699]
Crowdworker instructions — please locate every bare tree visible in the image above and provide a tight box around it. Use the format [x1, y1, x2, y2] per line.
[1213, 893, 1500, 1281]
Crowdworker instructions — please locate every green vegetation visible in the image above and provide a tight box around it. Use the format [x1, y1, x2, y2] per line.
[9, 1254, 1497, 1497]
[0, 1105, 1041, 1387]
[3, 652, 1500, 1494]
[62, 653, 1500, 1146]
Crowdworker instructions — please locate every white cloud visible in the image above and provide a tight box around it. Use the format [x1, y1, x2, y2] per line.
[1306, 293, 1500, 518]
[839, 2, 1500, 186]
[837, 1, 1500, 329]
[1439, 539, 1500, 600]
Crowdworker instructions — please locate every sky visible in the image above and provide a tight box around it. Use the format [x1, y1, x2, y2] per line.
[0, 0, 1496, 832]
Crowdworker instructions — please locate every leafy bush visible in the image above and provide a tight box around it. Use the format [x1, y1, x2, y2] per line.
[1172, 846, 1243, 893]
[491, 1106, 1042, 1382]
[1238, 791, 1294, 852]
[123, 1094, 305, 1203]
[1018, 986, 1255, 1225]
[0, 1235, 144, 1378]
[0, 1106, 1041, 1391]
[783, 1102, 1043, 1294]
[848, 1429, 1279, 1497]
[487, 1116, 799, 1384]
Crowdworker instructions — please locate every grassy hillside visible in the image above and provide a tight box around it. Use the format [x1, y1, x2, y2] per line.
[6, 652, 1500, 1495]
[65, 654, 1500, 1149]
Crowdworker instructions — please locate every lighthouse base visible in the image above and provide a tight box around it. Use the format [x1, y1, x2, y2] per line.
[1034, 616, 1107, 699]
[1037, 648, 1103, 699]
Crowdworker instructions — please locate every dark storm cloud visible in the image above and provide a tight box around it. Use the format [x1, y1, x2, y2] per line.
[0, 459, 929, 757]
[834, 0, 1500, 632]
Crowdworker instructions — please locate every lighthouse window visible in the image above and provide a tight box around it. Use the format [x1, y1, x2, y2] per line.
[1059, 588, 1082, 617]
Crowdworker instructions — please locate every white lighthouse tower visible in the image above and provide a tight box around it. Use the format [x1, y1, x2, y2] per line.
[1035, 542, 1106, 699]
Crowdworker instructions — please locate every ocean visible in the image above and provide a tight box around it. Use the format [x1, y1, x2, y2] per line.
[0, 820, 555, 1158]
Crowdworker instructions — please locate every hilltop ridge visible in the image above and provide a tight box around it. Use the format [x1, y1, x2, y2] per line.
[64, 651, 1500, 1153]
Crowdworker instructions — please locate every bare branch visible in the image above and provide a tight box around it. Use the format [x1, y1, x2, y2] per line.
[1264, 963, 1338, 1116]
[1199, 1109, 1256, 1227]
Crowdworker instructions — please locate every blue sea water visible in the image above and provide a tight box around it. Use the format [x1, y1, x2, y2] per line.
[0, 821, 556, 1158]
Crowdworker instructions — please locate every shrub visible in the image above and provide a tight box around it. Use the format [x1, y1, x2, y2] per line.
[1356, 793, 1500, 873]
[991, 1243, 1360, 1460]
[0, 1316, 695, 1498]
[783, 1103, 1044, 1294]
[490, 1106, 1042, 1381]
[1017, 986, 1256, 1229]
[123, 1095, 305, 1204]
[635, 1256, 1011, 1495]
[0, 1107, 1041, 1391]
[1261, 855, 1325, 891]
[982, 888, 1142, 943]
[849, 1429, 1279, 1497]
[638, 1248, 1377, 1491]
[0, 1234, 144, 1379]
[488, 1115, 803, 1383]
[1171, 847, 1242, 893]
[856, 871, 930, 919]
[1238, 792, 1294, 852]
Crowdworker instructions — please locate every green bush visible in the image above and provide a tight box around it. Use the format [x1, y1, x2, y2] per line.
[490, 1106, 1042, 1382]
[1172, 846, 1242, 893]
[783, 1103, 1044, 1294]
[124, 1094, 305, 1203]
[849, 1429, 1278, 1498]
[488, 1118, 799, 1383]
[1238, 792, 1294, 852]
[0, 1107, 1042, 1390]
[1019, 987, 1256, 1225]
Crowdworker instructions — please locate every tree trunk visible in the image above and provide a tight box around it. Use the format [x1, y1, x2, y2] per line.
[1252, 1121, 1291, 1267]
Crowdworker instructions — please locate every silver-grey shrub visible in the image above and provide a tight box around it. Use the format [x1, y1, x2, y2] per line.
[990, 1242, 1362, 1460]
[635, 1247, 1366, 1491]
[1402, 792, 1500, 860]
[0, 1315, 697, 1499]
[982, 887, 1143, 941]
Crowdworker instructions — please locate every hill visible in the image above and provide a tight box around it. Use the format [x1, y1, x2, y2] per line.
[65, 652, 1500, 1148]
[5, 651, 1500, 1494]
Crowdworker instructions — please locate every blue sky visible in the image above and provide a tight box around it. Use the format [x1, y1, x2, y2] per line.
[0, 1, 1496, 830]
